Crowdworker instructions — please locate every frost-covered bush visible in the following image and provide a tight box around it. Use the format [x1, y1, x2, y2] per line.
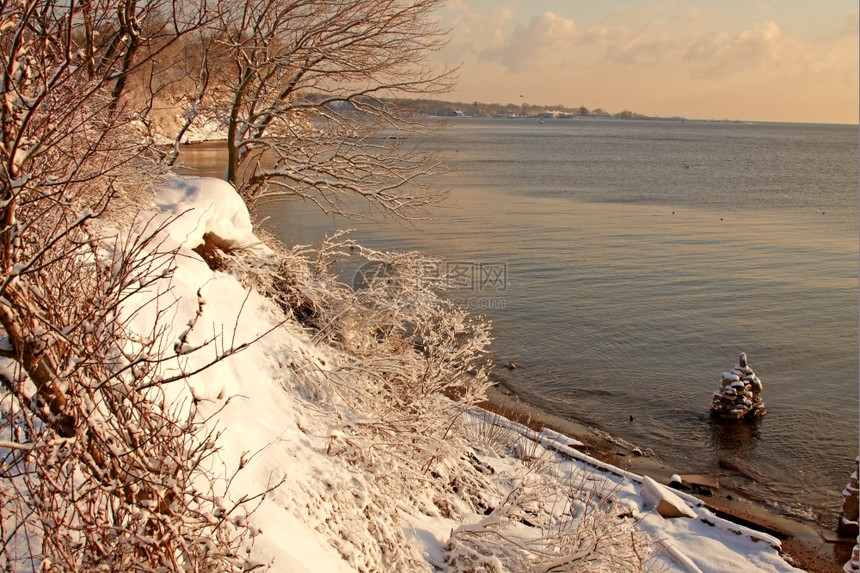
[215, 230, 498, 570]
[228, 229, 493, 432]
[444, 472, 651, 573]
[220, 230, 656, 573]
[441, 413, 654, 573]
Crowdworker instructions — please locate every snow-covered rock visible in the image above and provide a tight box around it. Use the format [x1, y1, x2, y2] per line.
[640, 475, 698, 519]
[839, 456, 860, 539]
[711, 352, 766, 419]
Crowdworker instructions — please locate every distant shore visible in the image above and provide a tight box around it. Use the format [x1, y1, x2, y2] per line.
[478, 385, 852, 573]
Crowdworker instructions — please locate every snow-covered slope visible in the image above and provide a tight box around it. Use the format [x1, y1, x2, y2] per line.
[105, 176, 807, 571]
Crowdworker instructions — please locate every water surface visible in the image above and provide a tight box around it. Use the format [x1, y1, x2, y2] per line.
[178, 118, 859, 523]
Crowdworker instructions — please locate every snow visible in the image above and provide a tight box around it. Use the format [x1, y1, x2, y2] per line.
[154, 175, 261, 251]
[3, 174, 802, 571]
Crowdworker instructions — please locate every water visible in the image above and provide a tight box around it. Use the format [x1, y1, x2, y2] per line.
[177, 118, 859, 524]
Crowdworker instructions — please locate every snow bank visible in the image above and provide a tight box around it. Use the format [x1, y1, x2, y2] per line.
[155, 174, 260, 251]
[134, 175, 802, 572]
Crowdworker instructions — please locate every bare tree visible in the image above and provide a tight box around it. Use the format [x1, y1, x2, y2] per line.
[0, 0, 211, 449]
[202, 0, 457, 220]
[0, 2, 272, 570]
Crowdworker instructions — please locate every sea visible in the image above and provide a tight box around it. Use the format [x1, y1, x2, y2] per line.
[178, 117, 859, 525]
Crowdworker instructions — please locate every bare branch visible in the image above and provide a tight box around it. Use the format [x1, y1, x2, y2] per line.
[181, 0, 458, 219]
[0, 3, 272, 569]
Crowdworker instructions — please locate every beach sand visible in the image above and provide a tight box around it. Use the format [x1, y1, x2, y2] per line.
[480, 385, 854, 573]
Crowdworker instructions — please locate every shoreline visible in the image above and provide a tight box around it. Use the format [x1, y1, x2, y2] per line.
[479, 385, 853, 573]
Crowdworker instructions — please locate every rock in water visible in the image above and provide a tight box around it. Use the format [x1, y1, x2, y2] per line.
[710, 352, 767, 419]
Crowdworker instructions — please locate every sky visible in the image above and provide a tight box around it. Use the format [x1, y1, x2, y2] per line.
[433, 0, 859, 124]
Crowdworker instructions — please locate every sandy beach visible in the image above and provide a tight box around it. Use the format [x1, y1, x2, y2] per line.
[480, 385, 854, 573]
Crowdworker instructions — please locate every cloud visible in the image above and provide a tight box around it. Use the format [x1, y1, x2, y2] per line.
[445, 0, 469, 11]
[441, 4, 514, 59]
[435, 3, 857, 123]
[585, 20, 679, 66]
[574, 11, 856, 83]
[480, 12, 580, 72]
[683, 21, 784, 79]
[682, 18, 859, 82]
